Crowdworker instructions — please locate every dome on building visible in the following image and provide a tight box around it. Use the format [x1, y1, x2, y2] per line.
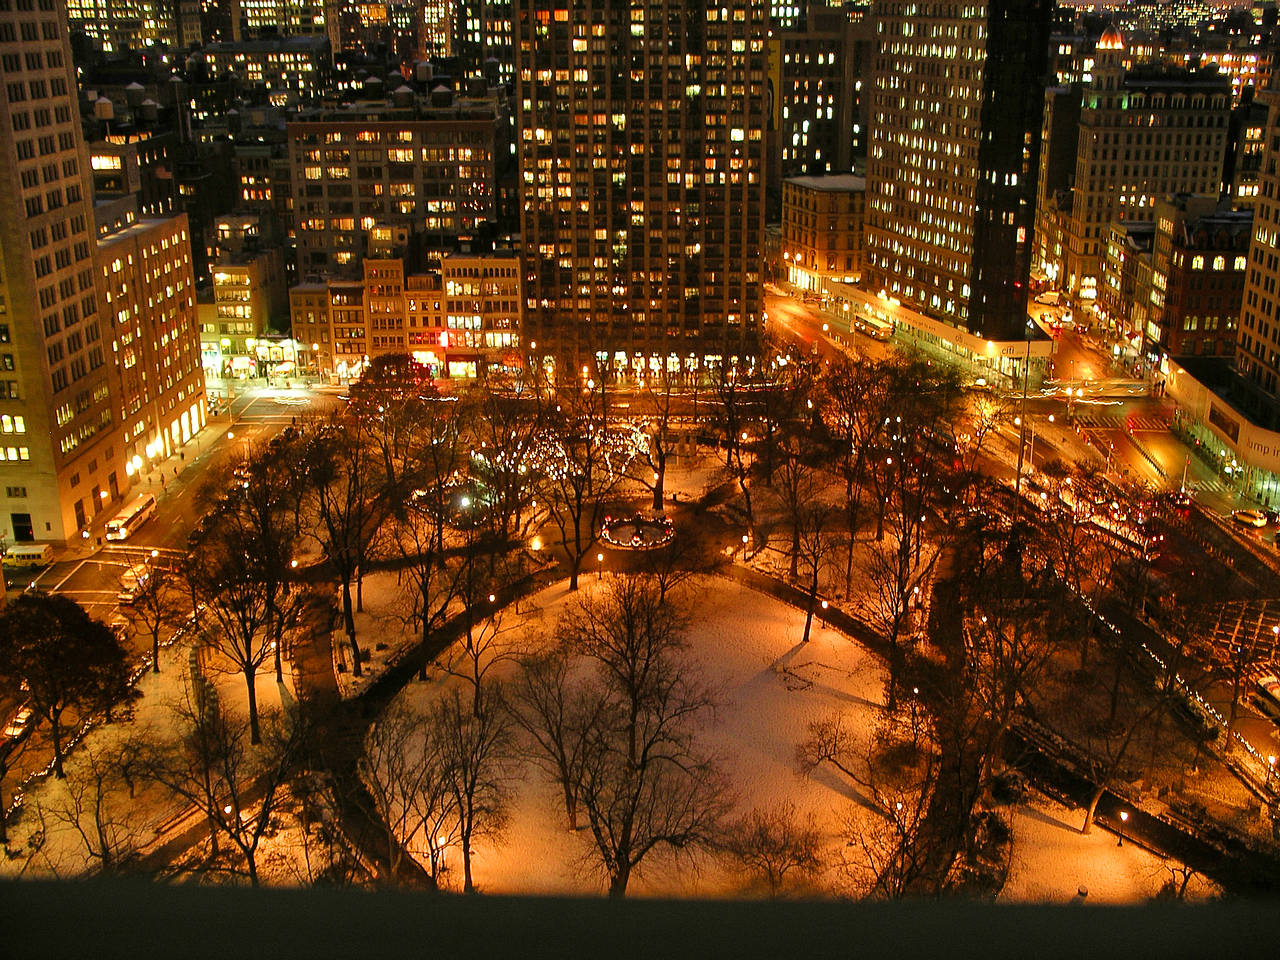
[1098, 25, 1125, 51]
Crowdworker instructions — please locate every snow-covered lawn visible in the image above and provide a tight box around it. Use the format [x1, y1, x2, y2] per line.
[1000, 795, 1219, 903]
[331, 569, 426, 700]
[394, 574, 891, 897]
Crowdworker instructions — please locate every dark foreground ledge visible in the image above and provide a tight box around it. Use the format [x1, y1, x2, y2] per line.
[2, 879, 1276, 960]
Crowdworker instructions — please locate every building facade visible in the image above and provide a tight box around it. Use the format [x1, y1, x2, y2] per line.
[289, 251, 519, 380]
[67, 0, 202, 51]
[0, 1, 124, 544]
[864, 0, 1051, 344]
[1034, 28, 1232, 303]
[514, 0, 768, 376]
[780, 174, 864, 293]
[287, 93, 501, 277]
[97, 215, 206, 483]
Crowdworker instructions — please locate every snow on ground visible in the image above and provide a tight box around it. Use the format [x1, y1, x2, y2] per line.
[332, 569, 424, 700]
[999, 795, 1219, 904]
[394, 574, 890, 897]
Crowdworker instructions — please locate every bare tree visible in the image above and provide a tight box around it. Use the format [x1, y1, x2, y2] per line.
[724, 802, 824, 897]
[561, 576, 732, 897]
[46, 746, 141, 874]
[821, 355, 890, 594]
[538, 382, 631, 590]
[430, 684, 514, 894]
[185, 535, 274, 744]
[358, 701, 432, 883]
[859, 520, 939, 712]
[796, 714, 941, 898]
[304, 415, 391, 675]
[506, 645, 606, 831]
[711, 363, 759, 545]
[797, 504, 837, 645]
[131, 558, 184, 674]
[143, 682, 305, 886]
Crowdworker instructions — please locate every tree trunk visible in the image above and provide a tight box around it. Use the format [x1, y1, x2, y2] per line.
[356, 565, 365, 613]
[652, 453, 666, 512]
[245, 665, 261, 744]
[801, 563, 819, 644]
[1081, 784, 1106, 834]
[462, 834, 475, 893]
[0, 772, 8, 844]
[568, 559, 580, 592]
[563, 784, 579, 831]
[50, 717, 65, 779]
[342, 578, 363, 677]
[609, 864, 631, 898]
[246, 850, 259, 887]
[153, 628, 161, 674]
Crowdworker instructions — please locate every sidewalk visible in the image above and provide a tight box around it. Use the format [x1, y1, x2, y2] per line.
[57, 416, 236, 563]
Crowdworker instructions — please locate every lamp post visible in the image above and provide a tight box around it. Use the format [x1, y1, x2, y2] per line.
[1117, 809, 1129, 846]
[820, 599, 829, 628]
[596, 552, 604, 581]
[1269, 755, 1277, 791]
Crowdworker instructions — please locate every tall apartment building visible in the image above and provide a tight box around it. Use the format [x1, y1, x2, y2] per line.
[67, 0, 202, 51]
[864, 0, 1051, 344]
[97, 215, 206, 481]
[1034, 28, 1232, 302]
[288, 91, 502, 277]
[515, 0, 768, 375]
[0, 1, 124, 544]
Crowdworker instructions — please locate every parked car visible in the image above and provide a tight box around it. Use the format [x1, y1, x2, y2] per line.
[3, 704, 33, 741]
[1233, 509, 1269, 528]
[117, 563, 151, 604]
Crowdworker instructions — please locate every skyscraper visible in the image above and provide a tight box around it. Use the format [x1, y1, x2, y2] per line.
[514, 0, 768, 377]
[864, 0, 1050, 343]
[1234, 72, 1280, 425]
[0, 0, 124, 544]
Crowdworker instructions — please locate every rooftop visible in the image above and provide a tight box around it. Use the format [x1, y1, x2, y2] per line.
[784, 174, 867, 193]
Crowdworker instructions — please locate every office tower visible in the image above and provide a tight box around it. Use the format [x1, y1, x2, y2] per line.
[864, 0, 1051, 343]
[1034, 27, 1231, 303]
[0, 1, 123, 544]
[515, 0, 768, 375]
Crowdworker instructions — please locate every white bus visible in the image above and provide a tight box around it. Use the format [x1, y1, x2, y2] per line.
[105, 493, 157, 542]
[852, 314, 894, 342]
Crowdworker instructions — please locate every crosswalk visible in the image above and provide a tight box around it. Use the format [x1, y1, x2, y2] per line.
[1073, 414, 1169, 431]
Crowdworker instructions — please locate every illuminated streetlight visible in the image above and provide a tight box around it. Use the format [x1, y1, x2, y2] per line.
[1117, 810, 1129, 846]
[596, 552, 604, 581]
[1269, 755, 1277, 790]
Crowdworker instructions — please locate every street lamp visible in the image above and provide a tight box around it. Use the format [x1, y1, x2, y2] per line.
[596, 552, 604, 581]
[820, 599, 829, 627]
[1117, 810, 1129, 847]
[1269, 755, 1277, 791]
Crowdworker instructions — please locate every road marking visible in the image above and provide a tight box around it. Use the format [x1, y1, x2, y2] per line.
[51, 558, 91, 592]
